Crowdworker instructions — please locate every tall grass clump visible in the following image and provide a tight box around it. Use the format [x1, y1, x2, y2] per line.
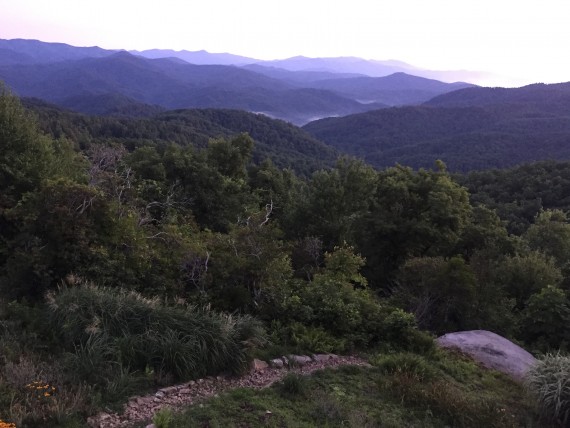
[525, 352, 570, 426]
[46, 284, 266, 382]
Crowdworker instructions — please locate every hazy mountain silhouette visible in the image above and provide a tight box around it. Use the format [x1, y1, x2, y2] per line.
[0, 38, 113, 64]
[257, 56, 495, 85]
[304, 72, 474, 105]
[0, 38, 482, 124]
[132, 48, 255, 65]
[0, 48, 383, 124]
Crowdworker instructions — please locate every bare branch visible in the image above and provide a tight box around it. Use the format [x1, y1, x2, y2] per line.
[260, 199, 273, 226]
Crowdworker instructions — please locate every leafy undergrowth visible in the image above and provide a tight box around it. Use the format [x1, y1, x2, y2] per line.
[157, 350, 550, 428]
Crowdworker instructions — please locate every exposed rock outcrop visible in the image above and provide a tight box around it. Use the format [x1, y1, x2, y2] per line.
[437, 330, 536, 381]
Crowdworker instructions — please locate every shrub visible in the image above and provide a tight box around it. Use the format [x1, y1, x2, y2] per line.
[153, 407, 174, 428]
[525, 352, 570, 426]
[46, 284, 267, 382]
[377, 308, 435, 354]
[372, 352, 437, 382]
[279, 373, 308, 398]
[287, 322, 346, 353]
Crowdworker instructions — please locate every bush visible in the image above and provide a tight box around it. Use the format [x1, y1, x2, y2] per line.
[153, 407, 174, 428]
[525, 352, 570, 426]
[377, 308, 436, 354]
[279, 373, 308, 398]
[46, 284, 267, 382]
[268, 321, 346, 354]
[372, 353, 437, 382]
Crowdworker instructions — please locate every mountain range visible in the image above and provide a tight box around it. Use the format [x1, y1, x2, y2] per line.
[303, 82, 570, 171]
[0, 38, 473, 124]
[3, 38, 570, 172]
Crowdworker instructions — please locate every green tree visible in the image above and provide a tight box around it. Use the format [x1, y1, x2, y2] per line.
[524, 209, 570, 269]
[248, 159, 305, 233]
[393, 256, 476, 334]
[162, 138, 257, 232]
[1, 179, 108, 298]
[0, 86, 54, 209]
[360, 163, 471, 285]
[300, 157, 377, 247]
[494, 251, 562, 309]
[520, 285, 570, 351]
[207, 133, 254, 180]
[206, 205, 292, 312]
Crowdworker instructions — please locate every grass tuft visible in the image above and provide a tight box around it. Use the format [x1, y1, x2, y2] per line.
[525, 352, 570, 426]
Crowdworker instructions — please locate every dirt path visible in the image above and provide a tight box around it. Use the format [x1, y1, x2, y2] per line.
[87, 354, 370, 428]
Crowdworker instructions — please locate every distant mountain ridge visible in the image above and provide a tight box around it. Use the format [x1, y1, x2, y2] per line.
[0, 38, 113, 64]
[0, 38, 479, 124]
[130, 48, 255, 66]
[303, 82, 570, 172]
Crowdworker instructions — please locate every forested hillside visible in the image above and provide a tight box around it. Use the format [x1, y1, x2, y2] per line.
[304, 82, 570, 171]
[23, 99, 337, 175]
[1, 88, 569, 426]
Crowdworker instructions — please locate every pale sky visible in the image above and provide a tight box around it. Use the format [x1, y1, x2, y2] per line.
[1, 0, 569, 86]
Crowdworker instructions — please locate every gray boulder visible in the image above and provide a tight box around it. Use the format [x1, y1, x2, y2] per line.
[437, 330, 536, 381]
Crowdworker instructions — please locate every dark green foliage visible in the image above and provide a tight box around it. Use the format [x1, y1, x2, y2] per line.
[266, 321, 346, 354]
[393, 256, 477, 334]
[520, 286, 570, 352]
[296, 156, 377, 247]
[26, 101, 337, 176]
[278, 373, 308, 398]
[461, 161, 570, 234]
[360, 163, 471, 283]
[0, 85, 54, 207]
[524, 210, 570, 269]
[494, 251, 562, 309]
[47, 284, 266, 380]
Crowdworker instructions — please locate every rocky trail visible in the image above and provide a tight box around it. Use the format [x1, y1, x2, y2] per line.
[87, 354, 370, 428]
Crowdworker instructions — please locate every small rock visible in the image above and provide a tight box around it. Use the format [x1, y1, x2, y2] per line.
[155, 391, 165, 398]
[288, 355, 312, 366]
[198, 378, 205, 384]
[146, 424, 157, 428]
[269, 358, 284, 368]
[141, 396, 154, 405]
[312, 354, 334, 362]
[188, 380, 196, 386]
[216, 375, 224, 381]
[178, 387, 191, 394]
[251, 358, 269, 371]
[159, 386, 178, 394]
